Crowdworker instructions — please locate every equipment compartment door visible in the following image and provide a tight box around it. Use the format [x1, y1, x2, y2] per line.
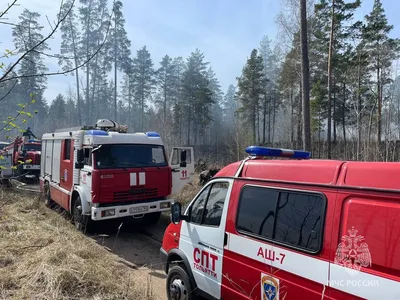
[169, 147, 194, 195]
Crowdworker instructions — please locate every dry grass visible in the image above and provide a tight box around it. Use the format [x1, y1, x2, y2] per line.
[174, 167, 225, 205]
[0, 191, 153, 300]
[174, 174, 202, 205]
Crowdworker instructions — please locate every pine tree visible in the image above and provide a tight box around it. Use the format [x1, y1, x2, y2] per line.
[78, 0, 111, 123]
[155, 55, 176, 124]
[48, 94, 68, 131]
[59, 0, 82, 124]
[222, 84, 237, 124]
[237, 49, 266, 143]
[132, 46, 155, 131]
[110, 0, 131, 121]
[314, 0, 361, 155]
[121, 61, 135, 131]
[363, 0, 400, 142]
[206, 67, 223, 146]
[12, 9, 49, 133]
[170, 57, 185, 143]
[181, 49, 213, 145]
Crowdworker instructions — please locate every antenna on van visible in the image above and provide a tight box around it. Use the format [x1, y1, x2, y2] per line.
[245, 146, 311, 159]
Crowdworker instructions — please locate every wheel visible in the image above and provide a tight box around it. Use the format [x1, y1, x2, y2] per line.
[72, 196, 91, 233]
[166, 265, 195, 300]
[43, 182, 55, 208]
[142, 212, 161, 225]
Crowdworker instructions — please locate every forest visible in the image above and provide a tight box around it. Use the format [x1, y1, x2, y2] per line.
[0, 0, 399, 164]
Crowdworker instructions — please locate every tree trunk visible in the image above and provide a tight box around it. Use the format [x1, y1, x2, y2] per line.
[333, 75, 337, 143]
[69, 16, 82, 125]
[377, 58, 382, 143]
[356, 54, 362, 160]
[164, 76, 167, 125]
[272, 89, 276, 145]
[114, 14, 118, 121]
[342, 81, 346, 147]
[253, 105, 256, 144]
[326, 0, 335, 158]
[128, 78, 132, 130]
[300, 0, 311, 152]
[297, 83, 303, 149]
[186, 105, 191, 145]
[263, 93, 266, 144]
[290, 89, 294, 147]
[268, 95, 271, 144]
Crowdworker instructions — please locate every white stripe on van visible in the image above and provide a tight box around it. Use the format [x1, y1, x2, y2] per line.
[225, 233, 400, 299]
[225, 233, 329, 286]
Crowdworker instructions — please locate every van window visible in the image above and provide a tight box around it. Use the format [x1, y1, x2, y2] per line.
[190, 185, 210, 224]
[63, 139, 71, 160]
[236, 185, 325, 253]
[189, 182, 229, 227]
[171, 148, 192, 165]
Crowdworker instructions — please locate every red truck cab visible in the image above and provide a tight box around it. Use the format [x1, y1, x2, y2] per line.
[40, 119, 195, 232]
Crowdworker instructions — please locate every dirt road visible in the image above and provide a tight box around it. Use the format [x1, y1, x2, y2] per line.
[89, 214, 170, 300]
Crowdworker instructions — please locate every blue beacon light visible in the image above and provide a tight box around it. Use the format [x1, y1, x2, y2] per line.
[245, 146, 311, 159]
[85, 129, 108, 136]
[145, 132, 161, 137]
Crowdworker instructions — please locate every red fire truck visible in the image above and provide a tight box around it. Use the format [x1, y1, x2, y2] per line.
[39, 119, 194, 232]
[1, 136, 42, 182]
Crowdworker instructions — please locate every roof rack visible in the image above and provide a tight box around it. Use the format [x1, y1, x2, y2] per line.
[245, 146, 311, 159]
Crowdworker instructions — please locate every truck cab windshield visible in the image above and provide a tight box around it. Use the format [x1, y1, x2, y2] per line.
[23, 144, 41, 151]
[94, 144, 167, 169]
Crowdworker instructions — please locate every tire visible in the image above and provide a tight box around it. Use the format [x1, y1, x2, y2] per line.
[166, 265, 195, 300]
[43, 182, 55, 208]
[72, 196, 91, 233]
[142, 212, 161, 225]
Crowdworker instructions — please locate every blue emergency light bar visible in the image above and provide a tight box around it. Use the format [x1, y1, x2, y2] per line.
[27, 139, 40, 143]
[245, 146, 311, 159]
[145, 132, 160, 137]
[85, 129, 108, 136]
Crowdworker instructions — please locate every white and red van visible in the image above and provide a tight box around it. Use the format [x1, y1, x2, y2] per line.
[160, 146, 400, 300]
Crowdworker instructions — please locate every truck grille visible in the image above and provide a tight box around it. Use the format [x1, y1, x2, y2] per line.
[113, 188, 158, 201]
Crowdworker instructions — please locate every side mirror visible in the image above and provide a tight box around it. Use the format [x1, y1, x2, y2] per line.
[75, 149, 84, 169]
[77, 149, 84, 162]
[75, 162, 84, 169]
[180, 150, 187, 163]
[171, 202, 182, 224]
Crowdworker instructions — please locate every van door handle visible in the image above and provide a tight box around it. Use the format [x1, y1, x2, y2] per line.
[198, 241, 210, 249]
[198, 241, 218, 252]
[224, 233, 228, 246]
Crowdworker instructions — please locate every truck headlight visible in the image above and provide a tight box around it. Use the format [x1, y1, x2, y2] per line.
[101, 209, 115, 217]
[160, 202, 171, 209]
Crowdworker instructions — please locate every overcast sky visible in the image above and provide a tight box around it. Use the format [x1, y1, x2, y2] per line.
[1, 0, 399, 105]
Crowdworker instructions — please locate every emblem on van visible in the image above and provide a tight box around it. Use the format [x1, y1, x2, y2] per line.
[334, 226, 372, 276]
[261, 274, 279, 300]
